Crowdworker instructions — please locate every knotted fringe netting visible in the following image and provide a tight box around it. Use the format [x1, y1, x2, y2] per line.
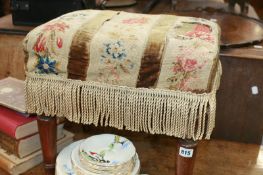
[25, 64, 221, 140]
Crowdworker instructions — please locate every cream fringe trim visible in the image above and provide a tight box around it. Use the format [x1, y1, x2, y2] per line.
[25, 64, 221, 140]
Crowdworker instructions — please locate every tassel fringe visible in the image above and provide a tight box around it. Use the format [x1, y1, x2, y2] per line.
[25, 64, 221, 140]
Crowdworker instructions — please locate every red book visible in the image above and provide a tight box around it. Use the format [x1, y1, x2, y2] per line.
[0, 106, 37, 139]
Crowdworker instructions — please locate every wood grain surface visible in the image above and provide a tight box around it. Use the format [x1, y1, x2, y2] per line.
[220, 42, 263, 60]
[213, 56, 263, 144]
[176, 139, 198, 175]
[0, 34, 26, 80]
[37, 116, 57, 175]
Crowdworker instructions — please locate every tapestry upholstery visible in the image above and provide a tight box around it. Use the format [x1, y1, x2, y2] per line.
[23, 10, 222, 140]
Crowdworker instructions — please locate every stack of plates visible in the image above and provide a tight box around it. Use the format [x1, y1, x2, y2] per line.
[56, 134, 140, 175]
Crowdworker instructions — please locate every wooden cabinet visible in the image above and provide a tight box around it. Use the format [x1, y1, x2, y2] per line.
[0, 34, 26, 80]
[213, 54, 263, 144]
[0, 15, 33, 80]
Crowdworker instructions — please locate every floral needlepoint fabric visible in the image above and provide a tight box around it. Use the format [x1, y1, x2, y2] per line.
[25, 11, 219, 92]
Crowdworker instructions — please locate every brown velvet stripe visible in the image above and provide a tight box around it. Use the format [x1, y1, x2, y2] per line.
[207, 28, 221, 92]
[207, 57, 219, 92]
[136, 15, 175, 88]
[67, 11, 118, 80]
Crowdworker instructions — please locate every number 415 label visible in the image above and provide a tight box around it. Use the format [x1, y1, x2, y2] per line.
[179, 147, 194, 158]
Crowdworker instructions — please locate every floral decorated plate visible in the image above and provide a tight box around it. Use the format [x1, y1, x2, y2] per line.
[72, 144, 140, 175]
[56, 140, 83, 175]
[79, 134, 136, 166]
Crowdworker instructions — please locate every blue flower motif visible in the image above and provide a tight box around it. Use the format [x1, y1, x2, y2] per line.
[121, 141, 130, 149]
[102, 41, 127, 61]
[63, 164, 75, 175]
[35, 57, 58, 75]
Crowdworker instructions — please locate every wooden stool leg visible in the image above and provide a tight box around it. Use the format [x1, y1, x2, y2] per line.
[37, 116, 57, 175]
[176, 139, 198, 175]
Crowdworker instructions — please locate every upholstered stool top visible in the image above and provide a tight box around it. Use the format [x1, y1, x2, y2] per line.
[23, 10, 221, 140]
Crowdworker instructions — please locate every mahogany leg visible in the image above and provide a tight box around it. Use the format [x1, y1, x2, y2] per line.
[176, 139, 198, 175]
[37, 116, 57, 175]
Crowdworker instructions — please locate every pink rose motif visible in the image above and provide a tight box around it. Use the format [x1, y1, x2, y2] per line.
[195, 24, 211, 33]
[43, 22, 69, 32]
[183, 59, 197, 72]
[173, 57, 198, 72]
[57, 37, 63, 48]
[186, 24, 214, 42]
[122, 17, 148, 25]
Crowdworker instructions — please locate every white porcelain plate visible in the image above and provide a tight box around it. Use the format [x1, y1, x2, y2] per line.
[72, 143, 140, 175]
[79, 134, 136, 166]
[56, 140, 83, 175]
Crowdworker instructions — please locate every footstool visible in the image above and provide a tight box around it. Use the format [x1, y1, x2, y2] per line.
[23, 10, 221, 175]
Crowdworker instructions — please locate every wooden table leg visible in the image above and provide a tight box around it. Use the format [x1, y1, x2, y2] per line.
[176, 139, 198, 175]
[37, 116, 57, 175]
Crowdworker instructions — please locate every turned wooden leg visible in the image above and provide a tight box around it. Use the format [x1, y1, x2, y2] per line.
[176, 139, 198, 175]
[37, 116, 57, 175]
